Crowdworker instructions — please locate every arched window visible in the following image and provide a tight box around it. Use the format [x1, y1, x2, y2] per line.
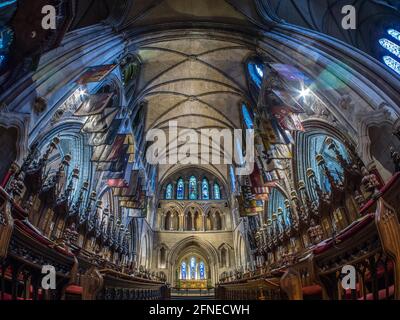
[248, 61, 264, 88]
[214, 183, 221, 200]
[189, 176, 197, 200]
[308, 135, 347, 194]
[199, 261, 206, 280]
[380, 29, 400, 75]
[176, 178, 184, 200]
[241, 103, 254, 129]
[268, 188, 290, 228]
[202, 178, 209, 200]
[165, 183, 173, 199]
[190, 257, 196, 279]
[181, 261, 187, 279]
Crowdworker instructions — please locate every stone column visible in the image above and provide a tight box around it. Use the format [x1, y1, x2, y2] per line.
[172, 181, 177, 199]
[202, 213, 206, 231]
[197, 180, 202, 200]
[184, 181, 189, 199]
[212, 212, 217, 230]
[179, 213, 184, 231]
[191, 212, 195, 231]
[169, 213, 174, 231]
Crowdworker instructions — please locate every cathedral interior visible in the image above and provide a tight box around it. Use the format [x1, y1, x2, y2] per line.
[0, 0, 400, 301]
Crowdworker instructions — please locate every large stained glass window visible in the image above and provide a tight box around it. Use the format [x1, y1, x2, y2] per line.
[214, 183, 221, 200]
[199, 261, 205, 280]
[189, 176, 197, 200]
[241, 103, 254, 129]
[177, 178, 184, 200]
[308, 135, 348, 194]
[248, 61, 264, 88]
[165, 183, 173, 200]
[190, 257, 196, 279]
[181, 261, 187, 279]
[268, 188, 290, 228]
[202, 178, 209, 200]
[380, 29, 400, 75]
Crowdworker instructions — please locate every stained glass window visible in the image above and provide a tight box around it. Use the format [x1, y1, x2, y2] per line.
[383, 56, 400, 75]
[380, 29, 400, 75]
[248, 61, 264, 88]
[190, 257, 196, 279]
[388, 29, 400, 42]
[177, 178, 184, 200]
[189, 176, 197, 200]
[181, 261, 187, 279]
[309, 135, 348, 194]
[199, 261, 205, 280]
[165, 183, 173, 200]
[268, 189, 289, 227]
[202, 178, 209, 200]
[214, 183, 221, 200]
[229, 165, 236, 192]
[379, 38, 400, 58]
[242, 103, 254, 129]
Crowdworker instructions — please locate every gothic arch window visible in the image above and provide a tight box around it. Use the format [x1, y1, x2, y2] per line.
[176, 178, 184, 200]
[241, 103, 254, 129]
[380, 29, 400, 75]
[248, 60, 264, 88]
[214, 183, 221, 200]
[165, 183, 173, 200]
[308, 135, 348, 194]
[267, 188, 290, 228]
[201, 178, 209, 200]
[189, 176, 197, 200]
[199, 261, 205, 280]
[181, 261, 187, 279]
[190, 257, 196, 279]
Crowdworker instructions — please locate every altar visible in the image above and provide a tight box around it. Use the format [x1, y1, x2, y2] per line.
[179, 280, 207, 289]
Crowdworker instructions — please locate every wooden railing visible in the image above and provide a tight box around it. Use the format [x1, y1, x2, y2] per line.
[0, 186, 170, 301]
[280, 179, 400, 300]
[216, 275, 286, 300]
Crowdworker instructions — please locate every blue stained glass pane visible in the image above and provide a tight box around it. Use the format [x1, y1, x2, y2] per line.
[383, 56, 400, 75]
[388, 29, 400, 42]
[202, 178, 209, 200]
[181, 262, 186, 279]
[199, 261, 205, 280]
[190, 257, 196, 279]
[242, 104, 254, 129]
[177, 178, 184, 200]
[379, 38, 400, 59]
[189, 176, 197, 200]
[214, 183, 221, 200]
[255, 64, 264, 78]
[165, 184, 173, 199]
[248, 62, 263, 88]
[229, 165, 236, 192]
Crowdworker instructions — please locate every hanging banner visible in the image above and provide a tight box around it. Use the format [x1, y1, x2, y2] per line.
[74, 93, 113, 116]
[76, 64, 117, 85]
[88, 119, 123, 146]
[270, 105, 305, 132]
[82, 108, 119, 133]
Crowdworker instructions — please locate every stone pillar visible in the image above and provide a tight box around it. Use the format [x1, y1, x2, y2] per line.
[198, 180, 202, 200]
[184, 181, 189, 199]
[160, 213, 165, 230]
[191, 212, 195, 231]
[169, 213, 174, 231]
[212, 212, 217, 230]
[202, 213, 206, 231]
[179, 213, 184, 231]
[172, 181, 177, 199]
